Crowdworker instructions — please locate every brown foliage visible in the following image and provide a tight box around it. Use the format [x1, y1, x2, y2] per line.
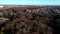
[0, 7, 54, 34]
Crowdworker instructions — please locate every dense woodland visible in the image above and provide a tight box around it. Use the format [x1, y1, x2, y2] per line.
[0, 6, 60, 34]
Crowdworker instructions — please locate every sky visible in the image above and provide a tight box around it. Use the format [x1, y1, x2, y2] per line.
[0, 0, 60, 5]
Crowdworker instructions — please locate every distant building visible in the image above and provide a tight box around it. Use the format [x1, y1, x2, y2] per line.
[0, 6, 4, 8]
